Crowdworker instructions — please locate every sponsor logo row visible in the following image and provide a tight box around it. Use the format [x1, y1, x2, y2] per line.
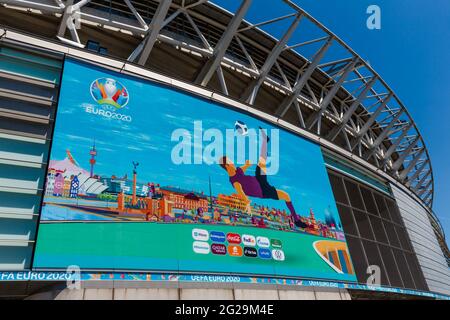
[192, 228, 282, 248]
[192, 241, 285, 261]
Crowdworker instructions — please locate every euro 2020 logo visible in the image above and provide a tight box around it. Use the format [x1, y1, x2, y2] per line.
[90, 78, 129, 110]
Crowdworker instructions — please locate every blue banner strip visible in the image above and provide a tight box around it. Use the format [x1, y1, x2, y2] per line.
[1, 271, 448, 300]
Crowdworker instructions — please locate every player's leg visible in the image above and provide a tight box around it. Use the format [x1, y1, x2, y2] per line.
[276, 189, 307, 229]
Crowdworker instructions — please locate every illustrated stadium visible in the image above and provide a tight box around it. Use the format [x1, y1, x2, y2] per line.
[0, 0, 449, 300]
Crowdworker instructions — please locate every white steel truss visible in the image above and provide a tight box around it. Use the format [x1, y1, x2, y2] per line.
[0, 0, 435, 211]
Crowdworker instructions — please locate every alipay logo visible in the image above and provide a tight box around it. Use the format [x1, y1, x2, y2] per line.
[192, 228, 209, 241]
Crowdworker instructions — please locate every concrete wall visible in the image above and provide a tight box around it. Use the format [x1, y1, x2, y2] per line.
[391, 185, 450, 295]
[47, 286, 350, 300]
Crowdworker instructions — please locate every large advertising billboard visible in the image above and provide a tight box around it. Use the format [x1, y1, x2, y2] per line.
[33, 58, 356, 282]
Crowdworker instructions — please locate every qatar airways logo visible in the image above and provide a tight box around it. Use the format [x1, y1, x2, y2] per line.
[86, 78, 132, 122]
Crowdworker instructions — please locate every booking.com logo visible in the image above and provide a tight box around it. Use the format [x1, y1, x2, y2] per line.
[171, 121, 280, 175]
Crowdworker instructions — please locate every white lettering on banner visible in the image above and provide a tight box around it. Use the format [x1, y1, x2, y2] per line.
[171, 121, 280, 175]
[85, 105, 132, 122]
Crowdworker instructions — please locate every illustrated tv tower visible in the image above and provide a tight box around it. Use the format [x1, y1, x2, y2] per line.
[89, 140, 97, 177]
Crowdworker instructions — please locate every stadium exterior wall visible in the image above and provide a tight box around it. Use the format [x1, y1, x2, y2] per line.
[0, 30, 448, 299]
[391, 185, 450, 295]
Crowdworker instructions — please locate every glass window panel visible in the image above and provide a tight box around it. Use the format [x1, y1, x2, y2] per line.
[337, 204, 358, 236]
[345, 236, 369, 284]
[360, 187, 378, 215]
[395, 226, 412, 252]
[353, 209, 375, 240]
[383, 221, 401, 248]
[344, 180, 365, 211]
[369, 215, 389, 244]
[393, 248, 416, 290]
[386, 199, 403, 225]
[373, 193, 391, 221]
[328, 173, 349, 205]
[362, 240, 390, 287]
[404, 253, 428, 291]
[378, 244, 403, 288]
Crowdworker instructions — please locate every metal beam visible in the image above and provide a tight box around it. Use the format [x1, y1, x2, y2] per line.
[405, 159, 429, 187]
[391, 136, 420, 172]
[399, 148, 426, 181]
[350, 92, 393, 151]
[293, 100, 306, 128]
[381, 122, 413, 163]
[418, 179, 432, 197]
[423, 190, 432, 203]
[413, 170, 431, 193]
[137, 0, 173, 66]
[57, 0, 90, 42]
[216, 66, 229, 95]
[363, 110, 404, 160]
[318, 57, 353, 69]
[305, 58, 359, 130]
[326, 76, 377, 141]
[195, 0, 252, 86]
[242, 13, 302, 104]
[286, 35, 329, 51]
[238, 12, 297, 32]
[124, 0, 148, 30]
[275, 37, 333, 117]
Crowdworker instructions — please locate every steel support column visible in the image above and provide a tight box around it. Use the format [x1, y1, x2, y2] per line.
[350, 92, 393, 151]
[363, 110, 404, 160]
[276, 37, 333, 117]
[391, 136, 420, 172]
[241, 13, 302, 104]
[326, 76, 377, 141]
[137, 0, 173, 65]
[305, 58, 359, 130]
[399, 148, 426, 181]
[195, 0, 252, 86]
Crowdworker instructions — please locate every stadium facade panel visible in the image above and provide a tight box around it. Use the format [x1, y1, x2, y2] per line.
[0, 0, 448, 299]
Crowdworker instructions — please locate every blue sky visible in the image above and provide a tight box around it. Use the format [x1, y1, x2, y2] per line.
[52, 58, 342, 223]
[212, 0, 450, 240]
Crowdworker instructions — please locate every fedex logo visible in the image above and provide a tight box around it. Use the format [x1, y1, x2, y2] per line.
[226, 233, 241, 244]
[242, 234, 256, 246]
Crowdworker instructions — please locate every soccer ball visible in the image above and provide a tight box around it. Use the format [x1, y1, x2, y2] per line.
[235, 120, 248, 136]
